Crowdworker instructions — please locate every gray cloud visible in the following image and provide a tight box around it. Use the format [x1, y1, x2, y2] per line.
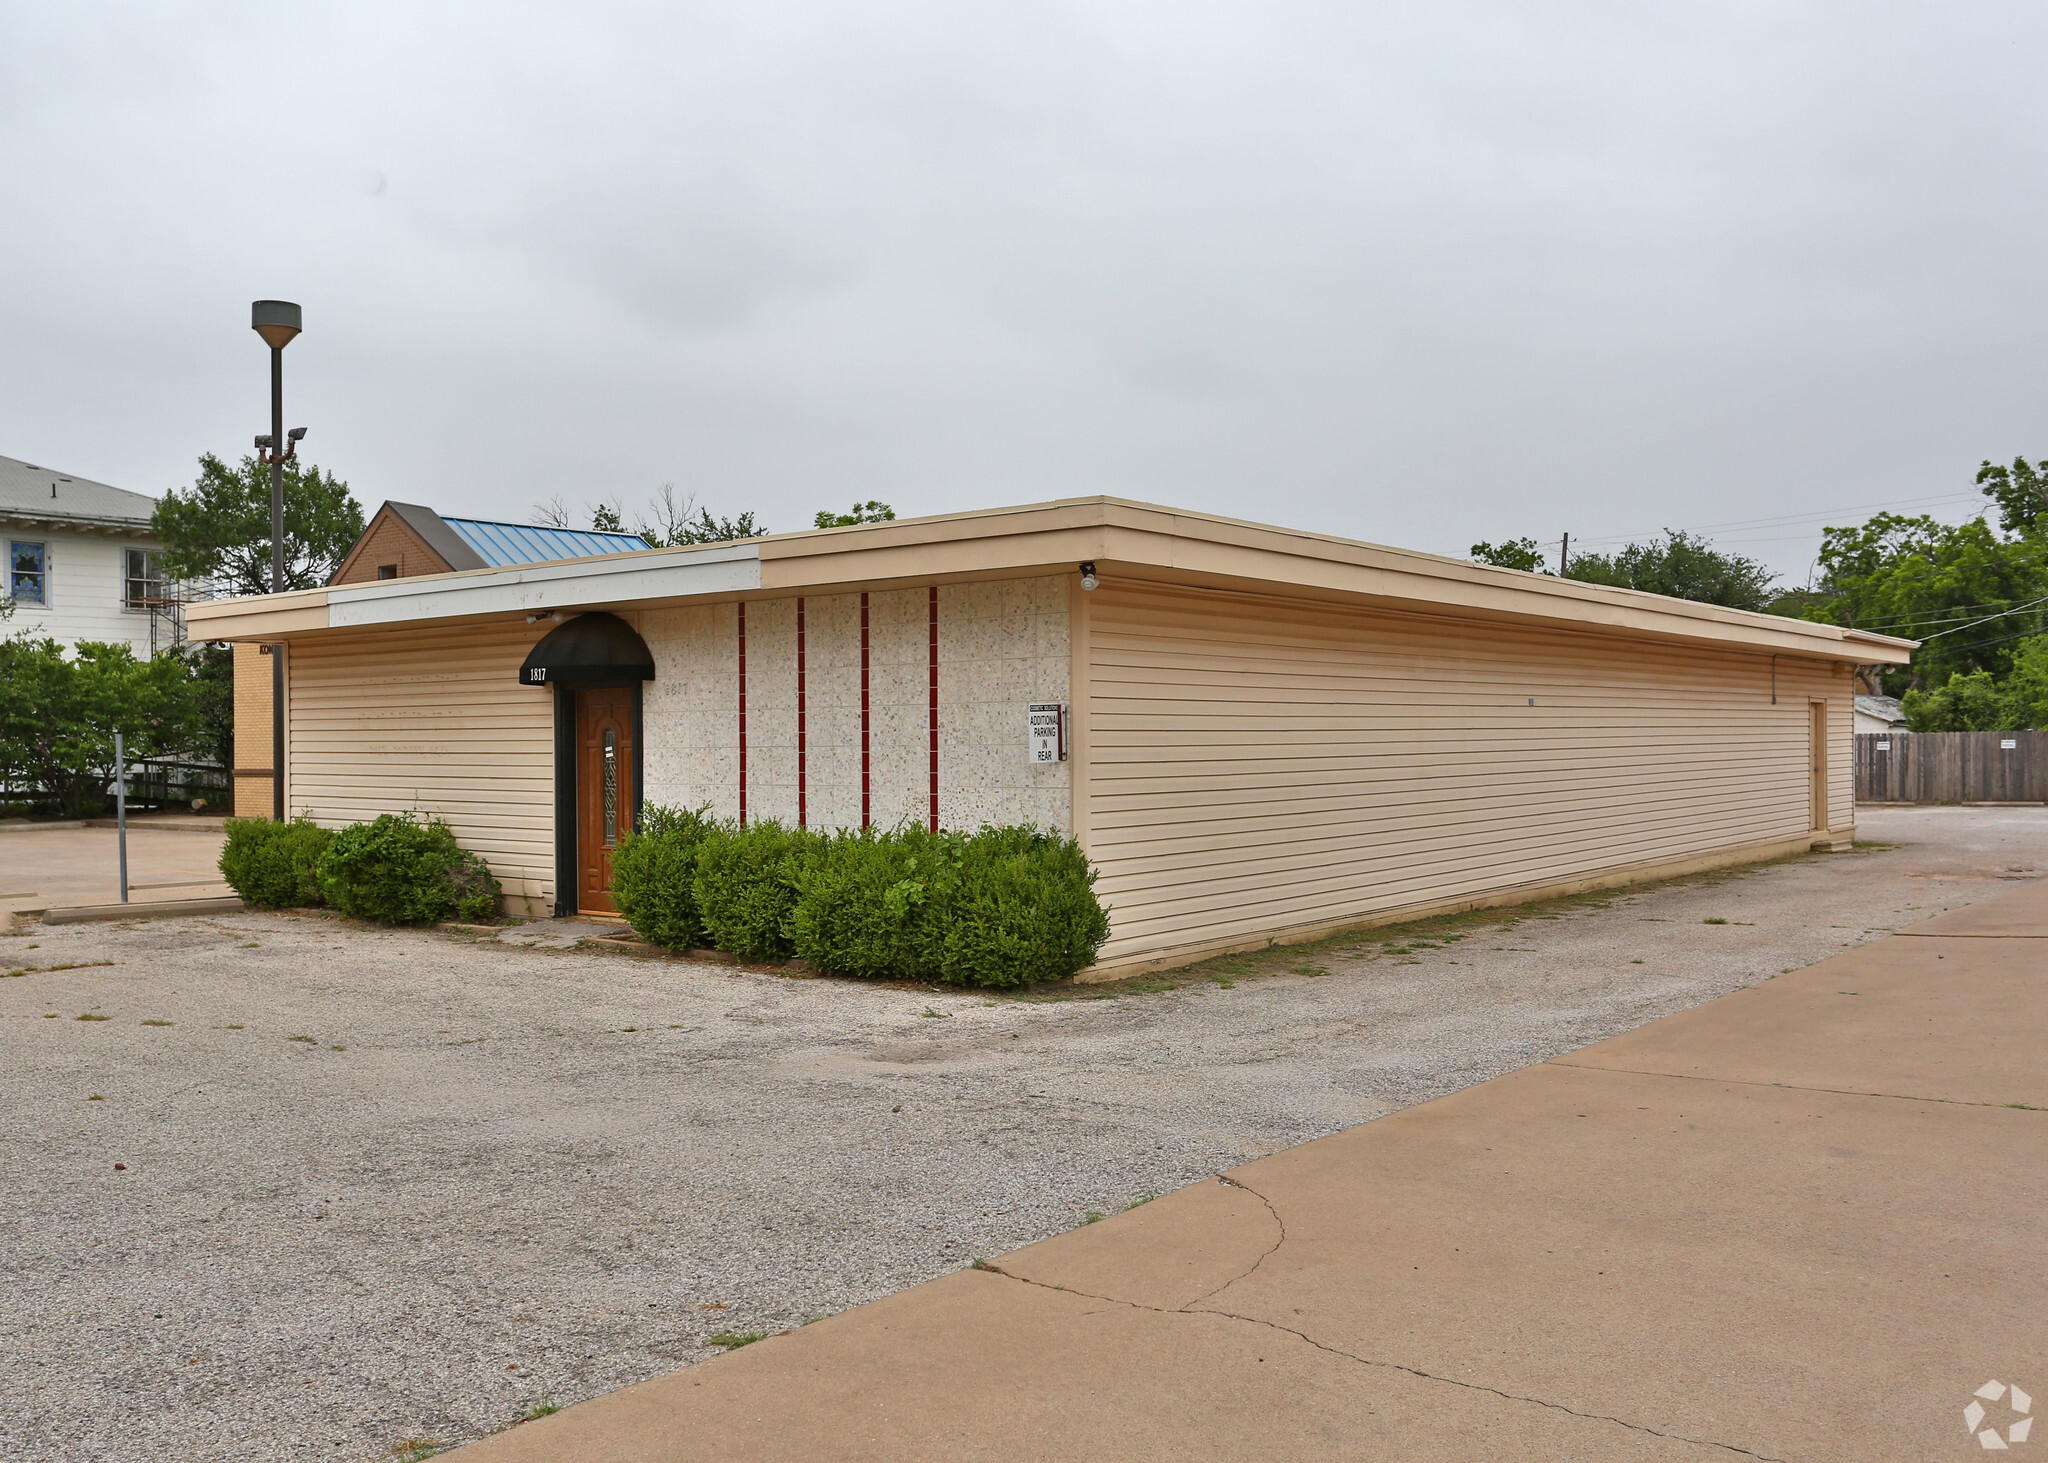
[3, 0, 2044, 577]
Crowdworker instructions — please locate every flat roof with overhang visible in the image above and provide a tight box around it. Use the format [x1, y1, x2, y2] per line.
[188, 496, 1916, 666]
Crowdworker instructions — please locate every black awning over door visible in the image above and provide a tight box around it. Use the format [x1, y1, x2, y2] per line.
[518, 612, 656, 686]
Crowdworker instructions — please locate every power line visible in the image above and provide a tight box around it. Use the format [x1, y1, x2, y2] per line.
[1914, 592, 2048, 642]
[1556, 489, 1987, 552]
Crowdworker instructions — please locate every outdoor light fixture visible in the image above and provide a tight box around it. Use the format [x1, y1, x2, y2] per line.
[251, 299, 304, 822]
[251, 299, 303, 350]
[526, 610, 566, 625]
[1079, 561, 1100, 591]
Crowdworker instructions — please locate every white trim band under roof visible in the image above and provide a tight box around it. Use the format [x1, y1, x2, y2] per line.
[325, 540, 760, 628]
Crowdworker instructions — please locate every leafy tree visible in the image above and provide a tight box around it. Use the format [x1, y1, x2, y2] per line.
[1562, 530, 1779, 612]
[1903, 633, 2048, 730]
[1801, 512, 2048, 695]
[1977, 456, 2048, 536]
[152, 453, 366, 596]
[1469, 537, 1547, 572]
[0, 636, 204, 816]
[179, 642, 235, 768]
[2003, 633, 2048, 729]
[814, 501, 896, 529]
[1900, 670, 2007, 731]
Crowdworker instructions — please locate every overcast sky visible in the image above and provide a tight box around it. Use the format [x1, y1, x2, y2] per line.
[3, 1, 2043, 580]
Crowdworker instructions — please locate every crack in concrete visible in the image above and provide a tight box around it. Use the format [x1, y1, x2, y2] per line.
[1544, 1057, 2042, 1112]
[978, 1174, 1790, 1463]
[1182, 1175, 1288, 1307]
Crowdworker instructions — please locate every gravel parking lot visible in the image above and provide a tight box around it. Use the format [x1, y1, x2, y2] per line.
[3, 805, 2044, 1462]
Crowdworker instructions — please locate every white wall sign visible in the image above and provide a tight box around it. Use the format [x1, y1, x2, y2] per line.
[1027, 702, 1067, 763]
[2002, 738, 2018, 750]
[1875, 741, 1890, 751]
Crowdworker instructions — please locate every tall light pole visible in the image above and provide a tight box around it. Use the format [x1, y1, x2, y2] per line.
[251, 300, 304, 823]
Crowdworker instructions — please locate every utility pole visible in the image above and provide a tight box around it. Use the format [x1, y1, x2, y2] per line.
[1559, 532, 1570, 577]
[251, 301, 305, 822]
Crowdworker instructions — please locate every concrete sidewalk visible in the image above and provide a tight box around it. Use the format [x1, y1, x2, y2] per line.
[452, 879, 2048, 1462]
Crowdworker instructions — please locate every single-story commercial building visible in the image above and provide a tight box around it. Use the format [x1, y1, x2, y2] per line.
[189, 498, 1914, 975]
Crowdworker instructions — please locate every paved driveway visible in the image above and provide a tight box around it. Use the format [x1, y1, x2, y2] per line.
[0, 818, 230, 920]
[1, 807, 2043, 1461]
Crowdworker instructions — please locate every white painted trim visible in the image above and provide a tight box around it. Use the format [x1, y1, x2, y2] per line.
[327, 542, 763, 627]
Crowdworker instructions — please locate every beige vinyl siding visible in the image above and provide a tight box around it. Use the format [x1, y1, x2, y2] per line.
[1085, 582, 1850, 967]
[286, 621, 555, 912]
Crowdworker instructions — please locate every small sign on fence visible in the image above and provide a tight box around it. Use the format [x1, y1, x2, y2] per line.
[2003, 739, 2019, 750]
[1876, 741, 1890, 752]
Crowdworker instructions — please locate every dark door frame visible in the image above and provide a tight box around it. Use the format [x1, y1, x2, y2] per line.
[553, 682, 645, 917]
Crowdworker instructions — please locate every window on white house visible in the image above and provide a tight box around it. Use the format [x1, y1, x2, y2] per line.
[123, 548, 164, 610]
[9, 541, 45, 605]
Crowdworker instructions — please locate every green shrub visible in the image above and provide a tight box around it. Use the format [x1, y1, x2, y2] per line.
[789, 826, 926, 978]
[219, 815, 333, 908]
[691, 819, 818, 960]
[921, 826, 1109, 987]
[612, 803, 718, 950]
[610, 813, 1110, 985]
[317, 812, 503, 924]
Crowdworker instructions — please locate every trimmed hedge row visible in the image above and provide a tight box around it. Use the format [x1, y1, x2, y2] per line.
[220, 813, 502, 924]
[611, 808, 1111, 987]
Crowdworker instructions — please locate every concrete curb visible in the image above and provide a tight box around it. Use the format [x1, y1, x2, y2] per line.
[81, 818, 231, 833]
[38, 896, 248, 925]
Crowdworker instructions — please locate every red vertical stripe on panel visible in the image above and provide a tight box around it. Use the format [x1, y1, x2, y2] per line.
[859, 592, 871, 829]
[796, 597, 807, 828]
[737, 600, 748, 827]
[927, 585, 939, 831]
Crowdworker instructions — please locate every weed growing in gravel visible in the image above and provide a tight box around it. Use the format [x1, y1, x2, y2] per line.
[920, 1007, 949, 1018]
[142, 1019, 174, 1026]
[41, 1013, 57, 1018]
[3, 969, 20, 977]
[1702, 917, 1729, 925]
[285, 1034, 317, 1043]
[1291, 964, 1329, 976]
[88, 1094, 103, 1100]
[216, 1024, 244, 1030]
[516, 1400, 560, 1422]
[1125, 1194, 1155, 1210]
[330, 1044, 347, 1051]
[1630, 959, 1645, 965]
[75, 1013, 109, 1021]
[1080, 1211, 1104, 1225]
[387, 1441, 447, 1462]
[1210, 976, 1235, 988]
[707, 1331, 767, 1349]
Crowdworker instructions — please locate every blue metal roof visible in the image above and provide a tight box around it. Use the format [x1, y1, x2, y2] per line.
[442, 518, 651, 568]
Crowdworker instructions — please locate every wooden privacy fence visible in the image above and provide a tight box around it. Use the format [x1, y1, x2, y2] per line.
[1855, 730, 2048, 804]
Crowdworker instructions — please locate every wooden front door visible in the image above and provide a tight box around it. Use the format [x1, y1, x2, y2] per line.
[575, 686, 634, 913]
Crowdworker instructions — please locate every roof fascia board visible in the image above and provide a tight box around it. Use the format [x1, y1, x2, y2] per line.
[188, 496, 1915, 665]
[325, 540, 759, 628]
[1088, 516, 1914, 665]
[759, 498, 1912, 665]
[0, 510, 159, 537]
[184, 587, 331, 639]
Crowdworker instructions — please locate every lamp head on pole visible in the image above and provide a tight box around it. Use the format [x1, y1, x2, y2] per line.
[251, 299, 303, 350]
